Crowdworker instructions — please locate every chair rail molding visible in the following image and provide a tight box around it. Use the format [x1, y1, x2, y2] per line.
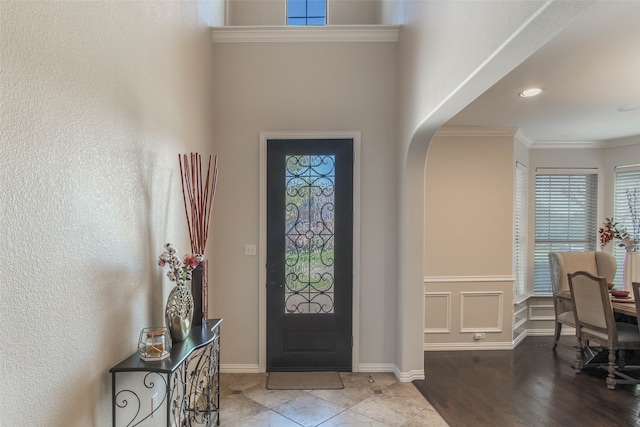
[424, 275, 514, 283]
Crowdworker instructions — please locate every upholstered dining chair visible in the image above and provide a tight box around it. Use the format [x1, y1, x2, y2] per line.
[632, 282, 640, 320]
[549, 252, 617, 349]
[568, 271, 640, 390]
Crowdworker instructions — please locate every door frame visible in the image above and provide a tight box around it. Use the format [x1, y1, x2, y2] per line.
[259, 131, 361, 373]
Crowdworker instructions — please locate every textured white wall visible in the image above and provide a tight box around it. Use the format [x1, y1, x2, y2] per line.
[0, 2, 216, 425]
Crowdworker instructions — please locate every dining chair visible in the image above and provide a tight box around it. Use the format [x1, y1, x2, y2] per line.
[632, 282, 640, 320]
[568, 271, 640, 389]
[549, 252, 617, 349]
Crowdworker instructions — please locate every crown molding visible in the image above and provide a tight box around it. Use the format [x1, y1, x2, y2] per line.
[528, 134, 639, 149]
[211, 25, 400, 43]
[530, 140, 606, 149]
[514, 129, 533, 148]
[605, 134, 640, 148]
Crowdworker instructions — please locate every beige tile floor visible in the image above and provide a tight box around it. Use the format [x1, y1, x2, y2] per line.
[218, 372, 449, 426]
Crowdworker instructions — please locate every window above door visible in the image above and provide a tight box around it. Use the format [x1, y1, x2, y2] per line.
[287, 0, 326, 26]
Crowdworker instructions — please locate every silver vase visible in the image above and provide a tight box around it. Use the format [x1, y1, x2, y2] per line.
[165, 284, 194, 342]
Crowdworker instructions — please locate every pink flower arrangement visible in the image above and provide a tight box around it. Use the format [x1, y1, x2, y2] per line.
[158, 243, 203, 286]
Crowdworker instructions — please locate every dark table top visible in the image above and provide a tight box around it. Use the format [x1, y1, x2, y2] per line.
[110, 318, 222, 374]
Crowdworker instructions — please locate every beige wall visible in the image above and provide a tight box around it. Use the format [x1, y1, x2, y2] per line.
[425, 131, 514, 276]
[424, 134, 640, 348]
[227, 0, 380, 25]
[218, 0, 594, 379]
[1, 1, 216, 425]
[423, 129, 515, 348]
[209, 40, 399, 369]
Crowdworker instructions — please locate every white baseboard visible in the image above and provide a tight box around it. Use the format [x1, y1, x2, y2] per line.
[357, 363, 395, 373]
[526, 328, 574, 336]
[424, 328, 573, 351]
[357, 363, 424, 382]
[221, 364, 260, 373]
[425, 341, 515, 351]
[393, 367, 425, 382]
[221, 363, 423, 381]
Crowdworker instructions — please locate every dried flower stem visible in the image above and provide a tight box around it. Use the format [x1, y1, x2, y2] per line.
[179, 153, 218, 254]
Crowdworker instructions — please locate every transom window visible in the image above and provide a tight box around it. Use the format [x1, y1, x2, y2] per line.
[287, 0, 326, 26]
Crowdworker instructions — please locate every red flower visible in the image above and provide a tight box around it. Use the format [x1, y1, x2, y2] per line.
[183, 254, 201, 268]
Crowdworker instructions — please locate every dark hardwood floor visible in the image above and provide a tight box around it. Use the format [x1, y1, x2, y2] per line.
[413, 336, 640, 426]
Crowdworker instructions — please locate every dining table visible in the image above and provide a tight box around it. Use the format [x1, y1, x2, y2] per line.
[612, 299, 637, 317]
[557, 291, 637, 318]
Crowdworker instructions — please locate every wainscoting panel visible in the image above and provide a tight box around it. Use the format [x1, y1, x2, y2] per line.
[528, 304, 555, 321]
[424, 276, 514, 350]
[424, 292, 451, 333]
[460, 291, 503, 332]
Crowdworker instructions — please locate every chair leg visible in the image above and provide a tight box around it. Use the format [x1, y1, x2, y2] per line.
[618, 349, 626, 369]
[574, 337, 584, 373]
[553, 322, 562, 349]
[607, 348, 617, 390]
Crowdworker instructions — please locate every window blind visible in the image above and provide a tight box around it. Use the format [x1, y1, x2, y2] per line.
[613, 168, 640, 285]
[534, 173, 598, 293]
[514, 162, 528, 299]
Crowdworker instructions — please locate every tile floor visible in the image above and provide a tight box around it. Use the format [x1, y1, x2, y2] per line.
[218, 372, 449, 426]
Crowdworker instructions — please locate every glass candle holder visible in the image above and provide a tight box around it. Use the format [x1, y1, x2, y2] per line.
[138, 327, 172, 361]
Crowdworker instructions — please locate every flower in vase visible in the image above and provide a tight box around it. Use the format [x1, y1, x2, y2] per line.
[599, 190, 639, 252]
[158, 243, 203, 286]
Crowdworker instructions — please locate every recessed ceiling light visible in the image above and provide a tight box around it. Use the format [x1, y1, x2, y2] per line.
[618, 102, 640, 112]
[519, 88, 543, 98]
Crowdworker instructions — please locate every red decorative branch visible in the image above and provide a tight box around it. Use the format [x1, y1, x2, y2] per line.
[179, 153, 218, 255]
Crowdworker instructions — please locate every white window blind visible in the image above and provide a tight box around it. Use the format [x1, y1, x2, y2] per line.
[534, 172, 598, 293]
[613, 167, 640, 285]
[514, 162, 528, 299]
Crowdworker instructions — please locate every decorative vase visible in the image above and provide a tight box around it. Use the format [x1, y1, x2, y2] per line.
[623, 251, 640, 292]
[165, 284, 194, 342]
[191, 259, 208, 326]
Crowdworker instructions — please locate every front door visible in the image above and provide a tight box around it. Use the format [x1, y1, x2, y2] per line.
[266, 138, 353, 372]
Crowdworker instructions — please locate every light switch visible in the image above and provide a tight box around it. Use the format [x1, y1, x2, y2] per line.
[245, 244, 257, 256]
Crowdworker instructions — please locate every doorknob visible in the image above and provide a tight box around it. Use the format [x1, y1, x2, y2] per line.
[267, 282, 283, 289]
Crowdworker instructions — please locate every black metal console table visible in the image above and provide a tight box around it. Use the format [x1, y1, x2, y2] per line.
[110, 318, 222, 426]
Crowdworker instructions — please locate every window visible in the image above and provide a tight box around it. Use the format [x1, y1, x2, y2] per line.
[533, 171, 598, 293]
[287, 0, 326, 26]
[513, 162, 528, 300]
[613, 167, 640, 285]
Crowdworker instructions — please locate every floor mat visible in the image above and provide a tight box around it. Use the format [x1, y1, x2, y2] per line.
[266, 371, 344, 390]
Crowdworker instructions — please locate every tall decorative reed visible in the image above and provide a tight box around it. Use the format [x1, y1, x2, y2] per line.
[179, 153, 218, 254]
[179, 153, 218, 325]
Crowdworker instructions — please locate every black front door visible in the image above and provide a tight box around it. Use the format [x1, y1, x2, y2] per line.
[266, 138, 353, 371]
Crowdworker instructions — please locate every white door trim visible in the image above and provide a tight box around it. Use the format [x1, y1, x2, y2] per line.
[259, 131, 361, 372]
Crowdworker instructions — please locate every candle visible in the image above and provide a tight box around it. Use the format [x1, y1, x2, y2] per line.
[145, 331, 165, 357]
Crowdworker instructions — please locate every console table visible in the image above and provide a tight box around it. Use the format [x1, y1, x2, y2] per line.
[110, 318, 222, 426]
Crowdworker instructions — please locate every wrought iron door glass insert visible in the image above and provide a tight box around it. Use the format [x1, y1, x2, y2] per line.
[284, 154, 335, 314]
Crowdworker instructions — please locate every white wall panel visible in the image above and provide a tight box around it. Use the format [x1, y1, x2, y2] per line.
[460, 292, 504, 332]
[424, 293, 451, 333]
